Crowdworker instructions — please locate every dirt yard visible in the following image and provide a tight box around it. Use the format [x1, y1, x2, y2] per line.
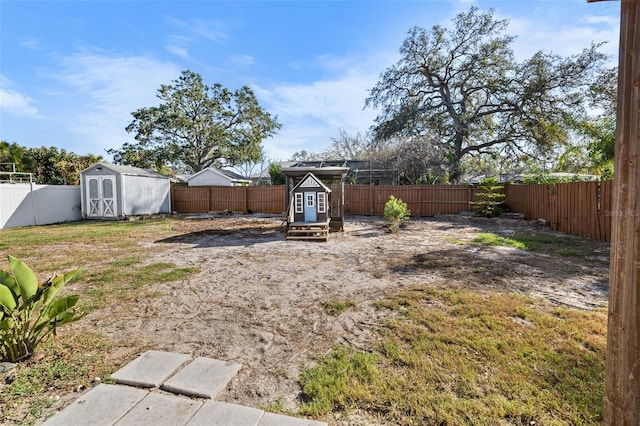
[72, 214, 609, 420]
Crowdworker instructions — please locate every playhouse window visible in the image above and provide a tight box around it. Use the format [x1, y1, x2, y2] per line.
[295, 193, 303, 213]
[317, 192, 326, 213]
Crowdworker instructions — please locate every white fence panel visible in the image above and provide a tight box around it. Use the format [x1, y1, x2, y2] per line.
[0, 184, 82, 229]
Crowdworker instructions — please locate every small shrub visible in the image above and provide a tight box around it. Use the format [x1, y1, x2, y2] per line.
[384, 195, 410, 233]
[471, 177, 506, 217]
[0, 255, 85, 362]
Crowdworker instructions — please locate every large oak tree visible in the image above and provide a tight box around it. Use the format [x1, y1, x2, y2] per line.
[109, 70, 281, 173]
[366, 7, 607, 183]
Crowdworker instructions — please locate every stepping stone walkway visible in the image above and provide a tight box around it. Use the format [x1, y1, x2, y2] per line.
[42, 350, 326, 426]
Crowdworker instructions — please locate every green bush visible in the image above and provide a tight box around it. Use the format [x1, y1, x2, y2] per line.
[0, 256, 84, 362]
[384, 195, 410, 232]
[471, 177, 505, 217]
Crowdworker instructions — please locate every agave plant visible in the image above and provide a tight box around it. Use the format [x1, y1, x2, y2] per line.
[0, 255, 84, 362]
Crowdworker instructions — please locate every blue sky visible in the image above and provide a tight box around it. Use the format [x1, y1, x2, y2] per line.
[0, 0, 621, 165]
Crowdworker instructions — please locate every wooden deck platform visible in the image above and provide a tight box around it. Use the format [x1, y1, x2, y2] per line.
[287, 221, 330, 241]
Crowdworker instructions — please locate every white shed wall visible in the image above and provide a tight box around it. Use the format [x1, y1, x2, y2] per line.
[0, 184, 82, 229]
[121, 175, 171, 215]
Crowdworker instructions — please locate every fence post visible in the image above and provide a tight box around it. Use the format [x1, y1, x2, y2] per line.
[604, 0, 640, 422]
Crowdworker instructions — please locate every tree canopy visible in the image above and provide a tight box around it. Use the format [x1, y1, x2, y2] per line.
[366, 6, 608, 183]
[1, 142, 102, 185]
[108, 70, 281, 173]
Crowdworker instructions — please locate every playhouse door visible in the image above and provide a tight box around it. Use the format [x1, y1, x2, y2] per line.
[304, 191, 317, 222]
[86, 176, 116, 217]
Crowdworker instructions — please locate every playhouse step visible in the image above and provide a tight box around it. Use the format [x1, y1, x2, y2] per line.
[287, 228, 329, 234]
[286, 235, 328, 241]
[286, 227, 329, 241]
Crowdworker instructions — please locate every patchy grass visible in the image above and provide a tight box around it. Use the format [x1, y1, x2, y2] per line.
[0, 219, 199, 424]
[322, 300, 356, 316]
[1, 330, 118, 425]
[472, 233, 527, 249]
[300, 287, 606, 425]
[450, 230, 596, 258]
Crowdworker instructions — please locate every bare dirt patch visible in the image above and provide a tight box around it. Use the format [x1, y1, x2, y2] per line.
[79, 214, 609, 415]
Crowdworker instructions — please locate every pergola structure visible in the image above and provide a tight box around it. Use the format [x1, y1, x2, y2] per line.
[587, 0, 638, 423]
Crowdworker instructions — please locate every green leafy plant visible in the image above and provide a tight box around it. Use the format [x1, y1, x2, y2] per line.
[471, 177, 506, 217]
[0, 255, 84, 362]
[384, 195, 411, 232]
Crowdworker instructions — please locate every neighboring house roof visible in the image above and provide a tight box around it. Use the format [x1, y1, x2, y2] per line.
[81, 162, 168, 179]
[187, 167, 251, 184]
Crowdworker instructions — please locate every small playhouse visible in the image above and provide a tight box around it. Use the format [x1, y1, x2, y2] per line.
[80, 163, 171, 219]
[281, 166, 349, 241]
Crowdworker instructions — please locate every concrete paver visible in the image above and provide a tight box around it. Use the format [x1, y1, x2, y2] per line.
[43, 351, 328, 426]
[259, 412, 328, 426]
[41, 384, 147, 426]
[114, 392, 202, 425]
[161, 356, 242, 399]
[111, 350, 191, 388]
[186, 400, 264, 426]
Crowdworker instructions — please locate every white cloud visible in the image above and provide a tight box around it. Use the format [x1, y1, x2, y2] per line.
[166, 43, 191, 60]
[49, 51, 181, 155]
[228, 54, 255, 68]
[253, 55, 389, 160]
[497, 5, 619, 61]
[0, 75, 39, 117]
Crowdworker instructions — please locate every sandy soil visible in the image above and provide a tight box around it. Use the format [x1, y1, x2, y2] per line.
[81, 214, 609, 422]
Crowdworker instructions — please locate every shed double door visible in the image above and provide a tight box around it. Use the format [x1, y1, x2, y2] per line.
[85, 175, 116, 217]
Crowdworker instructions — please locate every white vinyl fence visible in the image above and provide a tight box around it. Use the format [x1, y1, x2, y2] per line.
[0, 184, 82, 229]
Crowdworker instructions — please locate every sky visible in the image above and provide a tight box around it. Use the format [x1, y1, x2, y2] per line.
[0, 0, 621, 167]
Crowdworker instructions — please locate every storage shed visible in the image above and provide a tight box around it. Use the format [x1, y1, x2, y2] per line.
[80, 163, 171, 219]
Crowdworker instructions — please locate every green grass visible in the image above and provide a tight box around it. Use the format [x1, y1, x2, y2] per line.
[449, 231, 594, 258]
[0, 219, 200, 424]
[1, 331, 117, 425]
[300, 287, 606, 425]
[472, 233, 527, 249]
[322, 300, 356, 316]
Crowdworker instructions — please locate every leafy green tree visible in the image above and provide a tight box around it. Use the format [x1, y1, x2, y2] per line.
[578, 67, 617, 179]
[366, 6, 607, 184]
[268, 163, 286, 185]
[110, 70, 281, 173]
[0, 141, 33, 173]
[1, 142, 102, 185]
[28, 147, 102, 185]
[471, 177, 505, 217]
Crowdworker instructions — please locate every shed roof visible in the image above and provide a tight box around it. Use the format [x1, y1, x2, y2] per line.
[81, 162, 169, 179]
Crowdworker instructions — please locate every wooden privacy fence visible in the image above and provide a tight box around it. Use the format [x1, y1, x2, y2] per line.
[343, 185, 478, 216]
[505, 180, 613, 242]
[171, 185, 286, 214]
[171, 184, 478, 216]
[171, 181, 614, 242]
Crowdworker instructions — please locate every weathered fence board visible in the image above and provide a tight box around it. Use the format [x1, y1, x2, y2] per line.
[505, 181, 612, 242]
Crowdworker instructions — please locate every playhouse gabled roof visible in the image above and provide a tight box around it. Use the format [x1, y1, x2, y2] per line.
[290, 172, 332, 193]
